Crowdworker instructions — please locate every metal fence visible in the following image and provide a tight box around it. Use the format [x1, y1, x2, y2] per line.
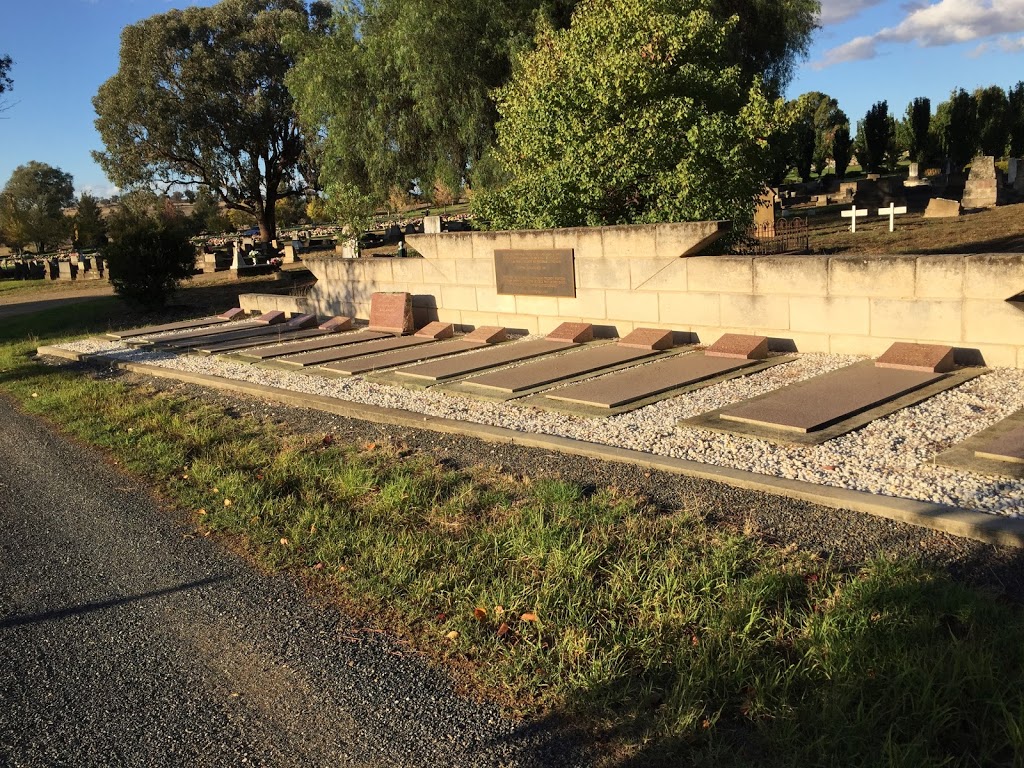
[736, 217, 809, 255]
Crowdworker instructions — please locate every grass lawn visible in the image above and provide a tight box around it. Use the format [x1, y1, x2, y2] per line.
[2, 294, 1024, 765]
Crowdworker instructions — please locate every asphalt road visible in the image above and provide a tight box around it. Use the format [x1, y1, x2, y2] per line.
[0, 396, 578, 768]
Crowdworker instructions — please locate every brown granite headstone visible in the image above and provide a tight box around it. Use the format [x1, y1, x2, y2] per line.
[255, 310, 287, 325]
[463, 326, 508, 344]
[319, 316, 354, 332]
[617, 327, 674, 351]
[218, 307, 244, 320]
[414, 321, 454, 339]
[875, 342, 956, 373]
[285, 314, 318, 329]
[545, 322, 593, 344]
[368, 292, 415, 334]
[705, 334, 769, 360]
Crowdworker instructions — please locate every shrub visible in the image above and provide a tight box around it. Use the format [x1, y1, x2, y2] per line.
[102, 213, 194, 308]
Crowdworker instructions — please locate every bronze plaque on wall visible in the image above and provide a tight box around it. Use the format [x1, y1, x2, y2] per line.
[494, 249, 576, 297]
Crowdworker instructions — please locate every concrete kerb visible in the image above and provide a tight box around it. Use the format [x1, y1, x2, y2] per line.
[34, 343, 1024, 549]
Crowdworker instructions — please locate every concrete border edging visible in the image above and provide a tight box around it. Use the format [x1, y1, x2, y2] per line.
[35, 344, 1024, 549]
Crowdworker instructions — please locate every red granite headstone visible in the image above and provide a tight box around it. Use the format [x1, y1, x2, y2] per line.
[463, 326, 508, 344]
[369, 292, 415, 334]
[874, 342, 956, 373]
[414, 321, 454, 340]
[319, 316, 354, 332]
[217, 307, 244, 320]
[617, 328, 674, 351]
[284, 314, 318, 329]
[705, 334, 769, 360]
[545, 322, 593, 343]
[255, 310, 286, 325]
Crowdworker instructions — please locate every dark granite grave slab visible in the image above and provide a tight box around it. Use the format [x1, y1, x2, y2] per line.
[105, 308, 242, 340]
[934, 408, 1024, 478]
[683, 360, 987, 445]
[137, 317, 269, 346]
[547, 353, 753, 408]
[875, 342, 956, 372]
[368, 292, 414, 334]
[232, 330, 391, 362]
[162, 315, 315, 350]
[975, 426, 1024, 465]
[198, 327, 332, 355]
[461, 343, 660, 396]
[271, 335, 436, 369]
[319, 337, 499, 376]
[719, 365, 943, 433]
[705, 334, 769, 360]
[394, 338, 578, 383]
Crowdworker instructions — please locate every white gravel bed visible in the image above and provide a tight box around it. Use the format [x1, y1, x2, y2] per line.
[60, 337, 1024, 517]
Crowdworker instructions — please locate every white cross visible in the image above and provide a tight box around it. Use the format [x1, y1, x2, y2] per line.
[878, 203, 908, 232]
[841, 205, 869, 232]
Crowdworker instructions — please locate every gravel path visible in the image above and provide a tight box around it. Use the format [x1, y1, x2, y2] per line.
[0, 395, 583, 768]
[63, 337, 1024, 518]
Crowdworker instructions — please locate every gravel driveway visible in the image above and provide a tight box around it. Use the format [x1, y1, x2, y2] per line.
[0, 396, 580, 768]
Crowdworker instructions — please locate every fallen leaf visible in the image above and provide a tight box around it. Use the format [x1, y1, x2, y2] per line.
[279, 537, 289, 546]
[312, 562, 324, 571]
[445, 630, 459, 641]
[223, 498, 232, 507]
[322, 433, 334, 446]
[31, 393, 38, 398]
[473, 607, 487, 621]
[212, 487, 219, 493]
[197, 508, 207, 516]
[494, 605, 505, 617]
[497, 622, 510, 637]
[521, 612, 538, 622]
[364, 442, 377, 452]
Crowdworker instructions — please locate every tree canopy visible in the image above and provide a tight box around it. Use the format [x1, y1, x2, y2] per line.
[903, 97, 931, 164]
[0, 162, 74, 253]
[472, 0, 794, 229]
[854, 101, 894, 174]
[73, 192, 108, 250]
[93, 0, 330, 244]
[975, 85, 1009, 158]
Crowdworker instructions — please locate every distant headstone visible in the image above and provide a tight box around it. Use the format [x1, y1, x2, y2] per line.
[875, 342, 956, 373]
[1007, 158, 1020, 185]
[866, 173, 881, 181]
[281, 243, 297, 264]
[57, 260, 74, 281]
[753, 188, 777, 235]
[617, 327, 674, 351]
[368, 292, 415, 334]
[705, 334, 769, 360]
[961, 155, 1006, 209]
[923, 197, 962, 218]
[255, 311, 287, 325]
[841, 205, 869, 232]
[423, 215, 442, 234]
[908, 162, 920, 180]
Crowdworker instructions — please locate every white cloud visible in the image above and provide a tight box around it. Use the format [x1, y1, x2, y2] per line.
[818, 0, 887, 26]
[79, 183, 120, 199]
[817, 0, 1024, 67]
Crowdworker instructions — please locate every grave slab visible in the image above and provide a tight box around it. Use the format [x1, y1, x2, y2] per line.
[231, 330, 391, 362]
[318, 334, 504, 376]
[617, 327, 674, 351]
[105, 308, 241, 340]
[875, 342, 956, 373]
[255, 311, 287, 325]
[719, 364, 943, 433]
[414, 322, 454, 340]
[705, 334, 769, 360]
[394, 338, 579, 383]
[459, 343, 661, 396]
[166, 313, 317, 350]
[684, 361, 986, 445]
[369, 292, 415, 334]
[270, 334, 436, 369]
[139, 316, 272, 346]
[934, 409, 1024, 478]
[200, 327, 333, 355]
[319, 316, 353, 332]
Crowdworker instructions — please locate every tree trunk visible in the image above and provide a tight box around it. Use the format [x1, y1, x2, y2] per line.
[258, 195, 276, 244]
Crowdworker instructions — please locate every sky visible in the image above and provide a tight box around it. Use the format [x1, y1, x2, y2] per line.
[2, 0, 1024, 198]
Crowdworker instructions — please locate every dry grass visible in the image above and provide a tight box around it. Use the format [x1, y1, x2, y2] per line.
[806, 202, 1024, 255]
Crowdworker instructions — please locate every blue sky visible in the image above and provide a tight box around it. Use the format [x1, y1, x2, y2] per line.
[2, 0, 1023, 197]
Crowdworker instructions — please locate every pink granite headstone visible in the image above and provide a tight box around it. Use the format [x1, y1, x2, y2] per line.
[368, 292, 415, 334]
[705, 334, 769, 359]
[414, 321, 454, 339]
[617, 328, 674, 351]
[255, 310, 286, 325]
[875, 342, 956, 373]
[463, 326, 508, 344]
[217, 307, 244, 320]
[546, 322, 593, 343]
[319, 316, 354, 332]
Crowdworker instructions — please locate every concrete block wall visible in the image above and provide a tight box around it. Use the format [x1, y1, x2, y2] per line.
[302, 223, 1024, 368]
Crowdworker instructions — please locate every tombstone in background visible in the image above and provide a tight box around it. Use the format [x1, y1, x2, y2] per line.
[281, 242, 298, 264]
[961, 155, 1006, 209]
[904, 162, 929, 188]
[230, 241, 245, 270]
[752, 188, 777, 237]
[1010, 159, 1024, 194]
[423, 215, 442, 234]
[57, 260, 74, 281]
[923, 197, 962, 218]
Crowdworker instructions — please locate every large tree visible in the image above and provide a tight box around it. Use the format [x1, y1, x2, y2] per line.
[974, 85, 1009, 158]
[93, 0, 330, 244]
[1009, 81, 1024, 157]
[903, 97, 931, 165]
[854, 101, 893, 174]
[942, 89, 978, 169]
[73, 192, 108, 250]
[0, 162, 74, 253]
[472, 0, 795, 229]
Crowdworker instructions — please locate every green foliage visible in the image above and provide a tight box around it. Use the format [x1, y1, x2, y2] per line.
[975, 85, 1009, 158]
[940, 88, 978, 168]
[102, 208, 195, 308]
[854, 101, 894, 174]
[789, 91, 846, 180]
[1009, 82, 1024, 157]
[93, 0, 326, 243]
[0, 161, 74, 253]
[832, 122, 852, 179]
[73, 193, 108, 250]
[904, 97, 931, 164]
[473, 0, 792, 229]
[189, 186, 232, 235]
[0, 54, 12, 97]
